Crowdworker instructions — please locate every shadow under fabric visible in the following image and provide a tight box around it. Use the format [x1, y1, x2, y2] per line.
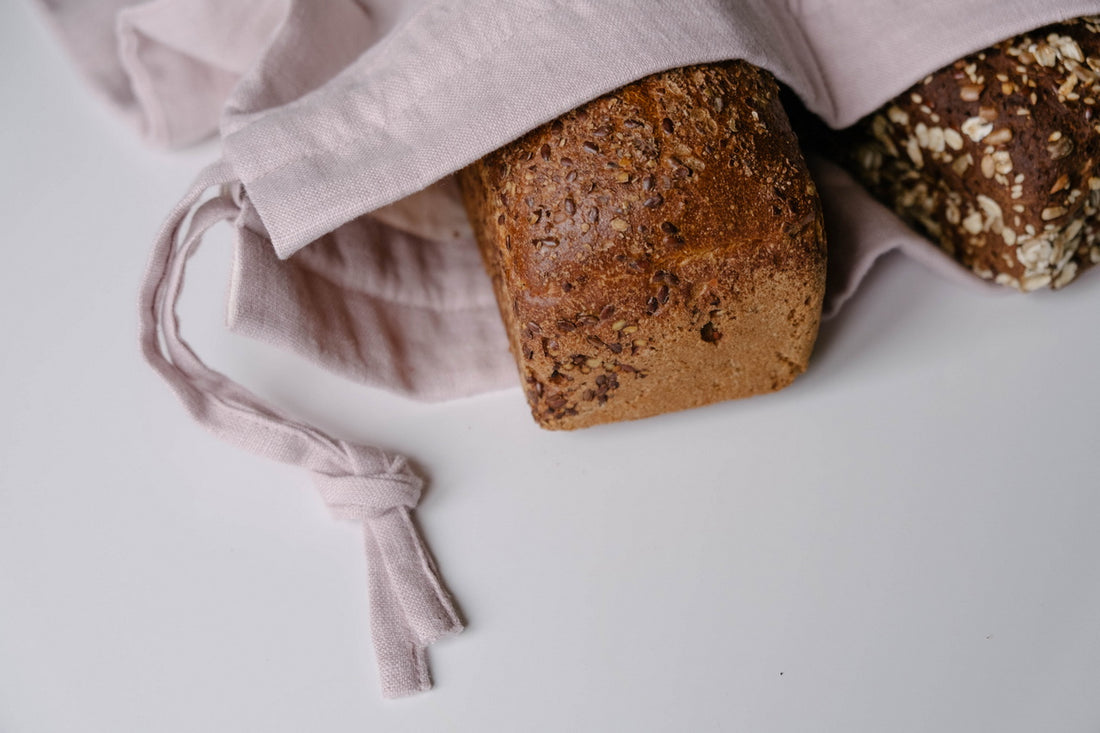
[38, 0, 1100, 698]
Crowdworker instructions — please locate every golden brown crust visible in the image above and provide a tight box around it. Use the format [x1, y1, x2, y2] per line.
[458, 61, 826, 429]
[843, 16, 1100, 291]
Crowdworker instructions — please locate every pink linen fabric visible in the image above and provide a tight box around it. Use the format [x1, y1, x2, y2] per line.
[38, 0, 286, 147]
[39, 0, 1100, 697]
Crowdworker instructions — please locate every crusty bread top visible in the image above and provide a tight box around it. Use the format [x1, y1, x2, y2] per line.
[842, 17, 1100, 291]
[460, 61, 824, 315]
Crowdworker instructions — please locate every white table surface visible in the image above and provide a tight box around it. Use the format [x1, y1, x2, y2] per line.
[3, 4, 1100, 732]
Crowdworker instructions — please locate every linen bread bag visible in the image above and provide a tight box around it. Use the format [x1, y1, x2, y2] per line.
[40, 0, 1100, 698]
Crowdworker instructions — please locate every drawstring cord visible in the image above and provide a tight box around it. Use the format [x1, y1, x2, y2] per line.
[138, 160, 462, 698]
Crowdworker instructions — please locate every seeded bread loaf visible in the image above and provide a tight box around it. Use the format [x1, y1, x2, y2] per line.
[457, 61, 826, 430]
[842, 16, 1100, 291]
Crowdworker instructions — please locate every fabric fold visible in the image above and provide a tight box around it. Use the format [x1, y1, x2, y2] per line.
[35, 0, 286, 147]
[218, 0, 1100, 260]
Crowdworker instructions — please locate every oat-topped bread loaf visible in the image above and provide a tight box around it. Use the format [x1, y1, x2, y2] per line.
[458, 61, 826, 430]
[843, 16, 1100, 291]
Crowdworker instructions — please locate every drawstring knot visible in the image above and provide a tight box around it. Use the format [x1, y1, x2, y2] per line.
[316, 451, 422, 521]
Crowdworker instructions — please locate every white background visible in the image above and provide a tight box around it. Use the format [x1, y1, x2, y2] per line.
[3, 3, 1100, 731]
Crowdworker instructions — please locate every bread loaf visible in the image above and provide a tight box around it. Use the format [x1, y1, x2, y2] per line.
[842, 16, 1100, 291]
[458, 62, 826, 430]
